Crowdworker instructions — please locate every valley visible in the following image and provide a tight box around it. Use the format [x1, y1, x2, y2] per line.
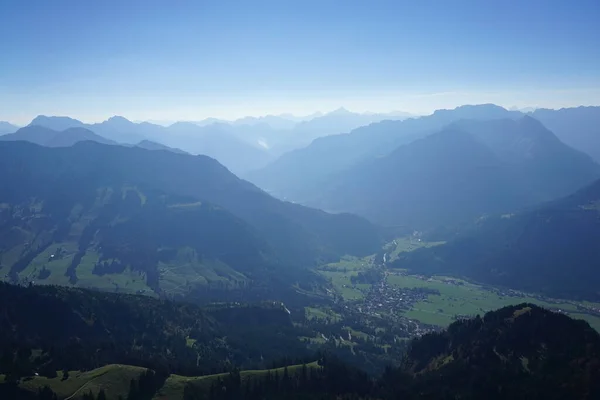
[306, 236, 600, 342]
[3, 2, 600, 398]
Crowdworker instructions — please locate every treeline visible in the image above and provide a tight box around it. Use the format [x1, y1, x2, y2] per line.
[0, 283, 314, 380]
[182, 304, 600, 400]
[183, 355, 374, 400]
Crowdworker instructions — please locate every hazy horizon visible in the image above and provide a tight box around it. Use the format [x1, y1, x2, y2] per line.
[5, 100, 600, 127]
[2, 0, 599, 125]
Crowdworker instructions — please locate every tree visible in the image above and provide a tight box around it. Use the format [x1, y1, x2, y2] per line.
[97, 389, 107, 400]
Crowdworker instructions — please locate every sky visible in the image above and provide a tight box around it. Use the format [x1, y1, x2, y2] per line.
[1, 0, 599, 125]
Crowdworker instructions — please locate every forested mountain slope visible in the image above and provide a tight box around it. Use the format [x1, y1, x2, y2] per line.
[4, 298, 598, 400]
[392, 178, 600, 300]
[0, 141, 381, 301]
[247, 104, 522, 201]
[0, 283, 307, 379]
[304, 117, 599, 228]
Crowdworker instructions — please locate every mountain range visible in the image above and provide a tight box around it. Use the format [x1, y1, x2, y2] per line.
[530, 106, 600, 162]
[0, 126, 189, 155]
[245, 104, 524, 200]
[247, 105, 600, 203]
[0, 126, 117, 147]
[392, 177, 600, 300]
[270, 116, 599, 229]
[0, 140, 381, 303]
[21, 109, 413, 175]
[25, 115, 271, 174]
[9, 105, 599, 179]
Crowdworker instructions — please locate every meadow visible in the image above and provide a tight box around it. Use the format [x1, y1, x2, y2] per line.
[6, 362, 321, 400]
[16, 364, 146, 400]
[316, 255, 373, 301]
[387, 273, 600, 330]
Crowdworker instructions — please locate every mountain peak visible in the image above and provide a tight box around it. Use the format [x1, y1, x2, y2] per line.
[327, 107, 353, 116]
[105, 115, 132, 124]
[0, 121, 19, 135]
[456, 103, 509, 112]
[29, 115, 85, 131]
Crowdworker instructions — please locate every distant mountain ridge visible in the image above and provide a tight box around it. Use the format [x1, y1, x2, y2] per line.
[531, 106, 600, 162]
[24, 105, 600, 177]
[135, 139, 188, 154]
[246, 104, 524, 200]
[0, 125, 117, 147]
[0, 121, 19, 135]
[298, 116, 600, 229]
[28, 115, 272, 174]
[27, 108, 414, 173]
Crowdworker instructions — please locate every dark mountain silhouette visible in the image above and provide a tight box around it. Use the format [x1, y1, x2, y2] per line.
[531, 106, 600, 162]
[0, 282, 305, 377]
[392, 178, 600, 300]
[247, 104, 522, 200]
[5, 291, 598, 400]
[0, 125, 116, 147]
[0, 141, 381, 300]
[0, 121, 19, 135]
[295, 117, 599, 229]
[394, 303, 600, 399]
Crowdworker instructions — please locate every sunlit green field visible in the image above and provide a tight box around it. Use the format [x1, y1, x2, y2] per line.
[387, 273, 600, 330]
[15, 364, 146, 400]
[4, 362, 321, 400]
[317, 255, 373, 301]
[156, 361, 321, 400]
[386, 237, 445, 262]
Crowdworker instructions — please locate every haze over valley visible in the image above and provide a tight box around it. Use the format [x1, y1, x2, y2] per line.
[2, 1, 600, 399]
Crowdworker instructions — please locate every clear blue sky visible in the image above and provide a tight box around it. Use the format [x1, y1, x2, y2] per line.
[1, 0, 599, 124]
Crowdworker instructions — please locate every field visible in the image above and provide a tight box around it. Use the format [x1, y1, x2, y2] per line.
[385, 237, 445, 262]
[155, 362, 321, 400]
[387, 273, 600, 330]
[316, 255, 373, 301]
[314, 238, 600, 332]
[305, 306, 342, 322]
[15, 364, 146, 400]
[3, 241, 154, 295]
[158, 250, 248, 297]
[2, 242, 249, 298]
[8, 362, 321, 400]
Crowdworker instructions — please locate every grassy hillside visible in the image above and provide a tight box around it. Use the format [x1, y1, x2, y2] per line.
[155, 362, 321, 400]
[17, 364, 146, 400]
[4, 304, 600, 399]
[5, 362, 321, 400]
